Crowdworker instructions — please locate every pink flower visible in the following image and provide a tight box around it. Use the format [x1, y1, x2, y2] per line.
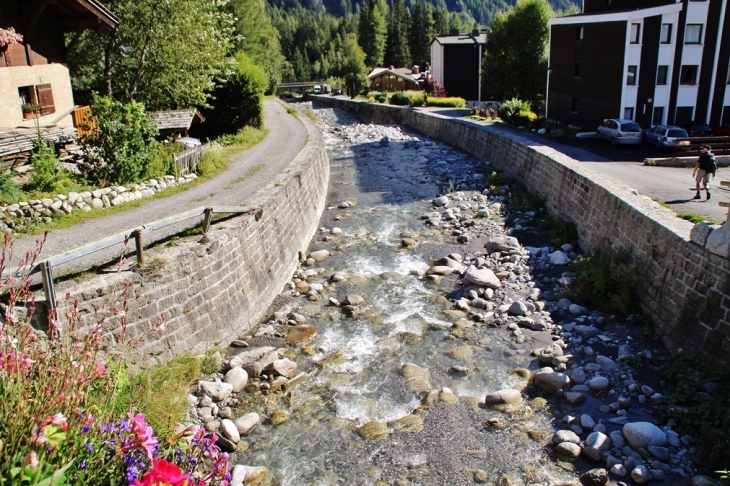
[113, 308, 126, 317]
[132, 459, 190, 486]
[49, 413, 68, 429]
[129, 412, 158, 460]
[27, 451, 39, 469]
[94, 360, 107, 376]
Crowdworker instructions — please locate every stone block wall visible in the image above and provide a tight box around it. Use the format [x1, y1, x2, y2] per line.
[315, 96, 730, 366]
[54, 114, 330, 365]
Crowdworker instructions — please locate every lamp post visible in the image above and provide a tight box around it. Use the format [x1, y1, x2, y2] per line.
[547, 64, 559, 126]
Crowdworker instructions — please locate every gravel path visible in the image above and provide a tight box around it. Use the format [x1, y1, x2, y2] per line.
[9, 99, 308, 276]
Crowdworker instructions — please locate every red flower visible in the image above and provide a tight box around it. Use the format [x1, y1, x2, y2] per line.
[132, 459, 190, 486]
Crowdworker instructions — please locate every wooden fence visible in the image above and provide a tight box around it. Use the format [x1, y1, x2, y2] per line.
[173, 145, 202, 177]
[674, 136, 730, 156]
[72, 105, 96, 141]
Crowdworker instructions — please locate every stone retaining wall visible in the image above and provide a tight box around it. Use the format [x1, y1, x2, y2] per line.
[315, 96, 730, 366]
[54, 114, 330, 365]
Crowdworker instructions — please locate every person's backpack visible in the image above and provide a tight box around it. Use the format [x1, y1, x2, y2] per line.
[707, 153, 717, 175]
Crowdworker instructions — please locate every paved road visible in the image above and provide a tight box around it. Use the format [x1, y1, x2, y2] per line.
[9, 99, 308, 275]
[423, 108, 729, 223]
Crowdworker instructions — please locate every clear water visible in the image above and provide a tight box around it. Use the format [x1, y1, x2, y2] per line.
[232, 108, 575, 485]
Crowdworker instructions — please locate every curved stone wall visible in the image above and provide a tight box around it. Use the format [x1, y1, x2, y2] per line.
[315, 96, 730, 366]
[55, 113, 330, 365]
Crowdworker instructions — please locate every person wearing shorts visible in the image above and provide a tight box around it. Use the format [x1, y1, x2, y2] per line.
[692, 144, 716, 200]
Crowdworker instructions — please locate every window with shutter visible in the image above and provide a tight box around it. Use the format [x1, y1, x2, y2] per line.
[36, 83, 55, 116]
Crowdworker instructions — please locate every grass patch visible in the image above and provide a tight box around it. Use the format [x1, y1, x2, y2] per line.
[655, 352, 730, 471]
[677, 212, 715, 224]
[112, 351, 222, 439]
[566, 249, 639, 315]
[303, 107, 317, 122]
[425, 97, 466, 108]
[224, 164, 263, 190]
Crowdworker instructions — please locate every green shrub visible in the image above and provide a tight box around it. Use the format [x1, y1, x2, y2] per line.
[425, 97, 466, 108]
[81, 94, 158, 186]
[568, 250, 639, 315]
[0, 171, 23, 204]
[389, 92, 410, 106]
[145, 141, 179, 180]
[515, 110, 538, 127]
[498, 98, 532, 124]
[367, 91, 387, 103]
[410, 92, 426, 106]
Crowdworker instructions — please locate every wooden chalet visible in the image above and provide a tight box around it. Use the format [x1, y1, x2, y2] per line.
[148, 109, 206, 140]
[0, 0, 118, 157]
[368, 66, 423, 92]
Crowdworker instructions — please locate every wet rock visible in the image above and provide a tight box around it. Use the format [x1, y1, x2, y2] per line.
[631, 464, 652, 484]
[447, 345, 474, 360]
[286, 324, 317, 344]
[344, 294, 365, 306]
[358, 421, 389, 439]
[221, 419, 241, 443]
[579, 468, 608, 486]
[555, 442, 581, 461]
[439, 387, 459, 404]
[583, 431, 610, 461]
[269, 410, 290, 426]
[389, 414, 423, 433]
[265, 358, 297, 377]
[484, 389, 522, 407]
[401, 363, 430, 381]
[553, 429, 580, 444]
[532, 368, 570, 393]
[235, 413, 260, 435]
[309, 249, 330, 262]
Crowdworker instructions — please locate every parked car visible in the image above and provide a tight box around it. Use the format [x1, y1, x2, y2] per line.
[597, 118, 642, 146]
[712, 124, 730, 136]
[682, 121, 713, 137]
[642, 125, 690, 149]
[313, 85, 322, 94]
[332, 88, 342, 96]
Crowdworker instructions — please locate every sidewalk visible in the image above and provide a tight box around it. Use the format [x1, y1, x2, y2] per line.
[7, 99, 309, 276]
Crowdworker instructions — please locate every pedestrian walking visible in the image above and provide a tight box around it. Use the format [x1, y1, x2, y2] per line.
[692, 144, 717, 200]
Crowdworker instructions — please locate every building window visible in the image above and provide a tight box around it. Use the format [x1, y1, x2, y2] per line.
[574, 62, 581, 77]
[676, 106, 694, 124]
[656, 65, 668, 85]
[572, 98, 580, 112]
[685, 24, 703, 44]
[630, 23, 641, 43]
[624, 107, 634, 120]
[660, 23, 672, 44]
[627, 65, 638, 85]
[652, 106, 664, 125]
[18, 84, 55, 118]
[576, 26, 584, 40]
[679, 65, 698, 85]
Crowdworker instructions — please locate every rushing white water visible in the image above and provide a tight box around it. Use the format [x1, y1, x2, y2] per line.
[234, 107, 576, 486]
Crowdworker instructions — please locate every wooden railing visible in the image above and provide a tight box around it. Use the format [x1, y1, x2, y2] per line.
[31, 205, 260, 308]
[721, 180, 730, 222]
[173, 145, 202, 177]
[674, 136, 730, 156]
[72, 105, 96, 141]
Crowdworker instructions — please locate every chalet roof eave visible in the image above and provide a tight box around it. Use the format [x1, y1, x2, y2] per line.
[74, 0, 119, 29]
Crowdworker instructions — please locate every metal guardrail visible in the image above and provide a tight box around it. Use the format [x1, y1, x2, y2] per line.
[674, 136, 730, 156]
[34, 205, 260, 308]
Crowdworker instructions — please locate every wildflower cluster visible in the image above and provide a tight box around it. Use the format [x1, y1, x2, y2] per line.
[0, 27, 23, 48]
[0, 234, 230, 485]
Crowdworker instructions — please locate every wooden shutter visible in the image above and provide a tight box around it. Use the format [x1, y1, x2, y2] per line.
[36, 84, 55, 116]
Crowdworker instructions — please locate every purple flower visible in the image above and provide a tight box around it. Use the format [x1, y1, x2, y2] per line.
[84, 442, 94, 452]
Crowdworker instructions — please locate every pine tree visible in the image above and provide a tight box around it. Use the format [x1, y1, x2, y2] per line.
[384, 0, 411, 68]
[409, 0, 434, 70]
[358, 0, 387, 67]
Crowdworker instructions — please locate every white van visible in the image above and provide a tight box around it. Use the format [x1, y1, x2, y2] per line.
[313, 85, 322, 94]
[323, 84, 331, 94]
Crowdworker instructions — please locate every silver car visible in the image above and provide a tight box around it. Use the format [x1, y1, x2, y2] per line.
[597, 118, 642, 146]
[642, 125, 690, 149]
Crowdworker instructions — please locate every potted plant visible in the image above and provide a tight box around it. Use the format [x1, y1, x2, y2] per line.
[21, 102, 40, 119]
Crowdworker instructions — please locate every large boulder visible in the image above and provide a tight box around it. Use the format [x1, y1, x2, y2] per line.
[198, 381, 233, 402]
[484, 236, 520, 253]
[463, 266, 501, 289]
[622, 422, 667, 449]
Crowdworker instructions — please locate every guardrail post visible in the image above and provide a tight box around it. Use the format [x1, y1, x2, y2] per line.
[40, 260, 56, 309]
[202, 208, 213, 234]
[134, 229, 145, 265]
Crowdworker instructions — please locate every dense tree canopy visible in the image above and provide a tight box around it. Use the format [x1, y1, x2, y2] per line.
[69, 0, 235, 110]
[482, 0, 552, 107]
[357, 0, 388, 67]
[384, 0, 411, 68]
